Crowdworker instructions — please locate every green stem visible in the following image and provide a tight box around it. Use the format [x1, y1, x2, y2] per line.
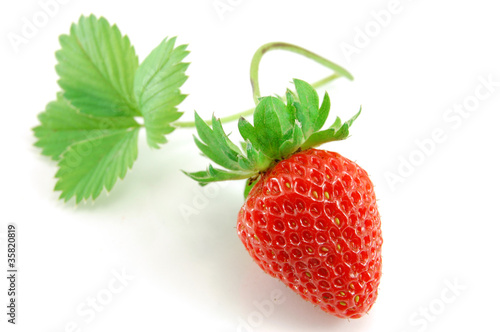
[174, 106, 255, 128]
[173, 42, 353, 128]
[250, 42, 353, 105]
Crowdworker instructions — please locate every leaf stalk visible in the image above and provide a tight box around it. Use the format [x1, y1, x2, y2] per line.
[173, 42, 352, 128]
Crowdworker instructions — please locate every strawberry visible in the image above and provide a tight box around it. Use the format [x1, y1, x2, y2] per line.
[186, 79, 382, 318]
[237, 149, 382, 318]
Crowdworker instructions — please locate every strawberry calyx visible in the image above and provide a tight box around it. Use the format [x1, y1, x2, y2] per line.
[184, 79, 360, 195]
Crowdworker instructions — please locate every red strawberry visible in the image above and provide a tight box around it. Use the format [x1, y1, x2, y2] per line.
[237, 148, 382, 318]
[186, 78, 382, 318]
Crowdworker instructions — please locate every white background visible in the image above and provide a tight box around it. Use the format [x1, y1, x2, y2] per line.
[1, 0, 499, 331]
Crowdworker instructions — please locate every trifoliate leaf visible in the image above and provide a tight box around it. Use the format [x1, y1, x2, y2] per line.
[56, 15, 139, 117]
[35, 15, 192, 203]
[55, 128, 140, 203]
[134, 37, 189, 148]
[33, 94, 139, 160]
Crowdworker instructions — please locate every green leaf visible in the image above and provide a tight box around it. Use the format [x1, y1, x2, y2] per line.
[33, 94, 139, 160]
[56, 15, 139, 117]
[134, 37, 189, 148]
[55, 128, 140, 203]
[36, 16, 194, 203]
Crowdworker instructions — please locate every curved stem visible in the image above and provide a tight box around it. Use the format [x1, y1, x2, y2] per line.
[173, 73, 343, 128]
[250, 42, 353, 105]
[174, 42, 353, 128]
[174, 106, 254, 128]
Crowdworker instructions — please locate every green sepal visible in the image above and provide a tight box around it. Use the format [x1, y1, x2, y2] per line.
[244, 140, 272, 172]
[238, 117, 261, 151]
[193, 112, 243, 171]
[183, 165, 254, 185]
[244, 177, 259, 199]
[211, 114, 242, 156]
[294, 79, 320, 131]
[301, 106, 362, 149]
[253, 97, 290, 159]
[330, 116, 342, 131]
[316, 91, 331, 131]
[278, 120, 305, 157]
[345, 105, 362, 127]
[294, 79, 319, 110]
[186, 79, 361, 188]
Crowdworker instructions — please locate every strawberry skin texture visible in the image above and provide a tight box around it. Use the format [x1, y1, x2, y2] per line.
[237, 148, 382, 318]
